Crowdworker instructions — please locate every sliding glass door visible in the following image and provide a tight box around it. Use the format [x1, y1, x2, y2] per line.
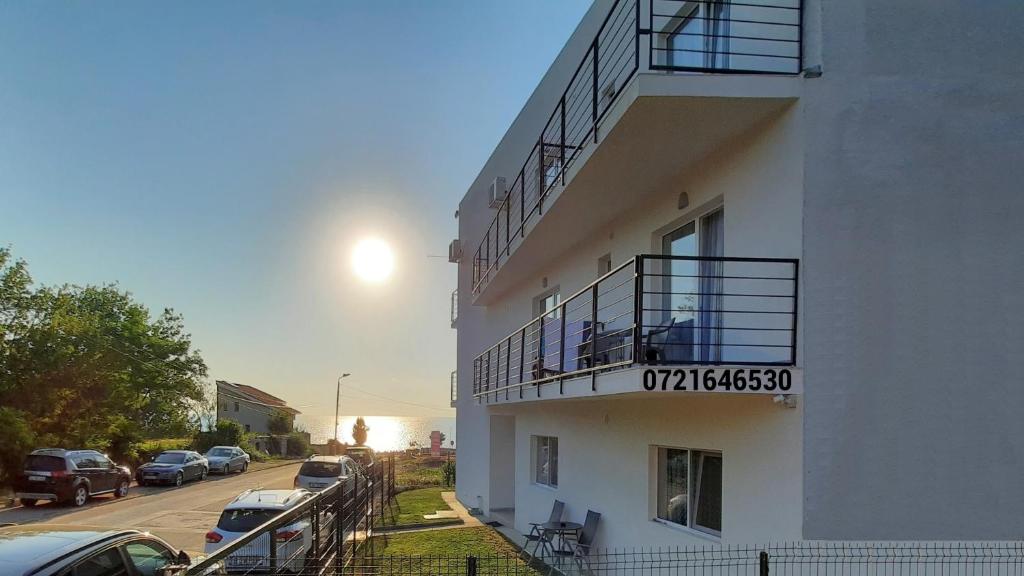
[655, 208, 724, 363]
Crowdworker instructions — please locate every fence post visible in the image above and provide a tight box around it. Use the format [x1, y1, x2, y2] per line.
[268, 526, 277, 572]
[311, 498, 320, 571]
[759, 550, 769, 576]
[467, 555, 478, 576]
[336, 481, 346, 571]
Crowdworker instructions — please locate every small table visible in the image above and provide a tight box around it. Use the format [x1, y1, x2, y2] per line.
[538, 521, 583, 556]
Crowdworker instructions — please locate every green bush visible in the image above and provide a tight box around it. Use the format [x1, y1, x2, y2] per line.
[285, 432, 312, 458]
[128, 438, 192, 470]
[194, 419, 244, 453]
[441, 460, 456, 487]
[0, 408, 36, 485]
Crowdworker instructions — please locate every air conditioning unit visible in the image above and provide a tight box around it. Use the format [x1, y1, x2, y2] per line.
[488, 177, 507, 209]
[448, 239, 462, 263]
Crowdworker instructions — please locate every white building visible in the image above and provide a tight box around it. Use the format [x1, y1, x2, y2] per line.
[215, 380, 300, 435]
[452, 0, 1024, 549]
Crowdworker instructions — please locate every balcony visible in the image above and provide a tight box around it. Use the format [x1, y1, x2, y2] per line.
[471, 0, 802, 301]
[472, 254, 799, 404]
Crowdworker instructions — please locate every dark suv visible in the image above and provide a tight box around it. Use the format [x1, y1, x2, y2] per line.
[14, 448, 132, 508]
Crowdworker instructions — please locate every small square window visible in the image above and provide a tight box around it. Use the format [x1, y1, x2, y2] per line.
[533, 436, 558, 488]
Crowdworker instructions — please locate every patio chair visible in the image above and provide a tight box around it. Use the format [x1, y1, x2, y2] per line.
[644, 318, 695, 363]
[522, 499, 565, 562]
[547, 510, 600, 576]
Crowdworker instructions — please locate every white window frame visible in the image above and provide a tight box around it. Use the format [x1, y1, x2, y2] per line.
[532, 435, 558, 489]
[652, 445, 722, 537]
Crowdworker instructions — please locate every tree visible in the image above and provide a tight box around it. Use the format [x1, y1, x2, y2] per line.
[267, 410, 293, 435]
[0, 247, 208, 463]
[352, 417, 370, 446]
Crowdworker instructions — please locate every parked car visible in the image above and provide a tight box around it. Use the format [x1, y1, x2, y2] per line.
[0, 524, 198, 576]
[345, 446, 375, 470]
[204, 489, 332, 573]
[136, 450, 208, 487]
[205, 446, 249, 475]
[14, 448, 132, 508]
[293, 455, 355, 492]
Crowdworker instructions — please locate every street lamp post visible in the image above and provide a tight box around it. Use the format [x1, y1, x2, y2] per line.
[334, 373, 351, 444]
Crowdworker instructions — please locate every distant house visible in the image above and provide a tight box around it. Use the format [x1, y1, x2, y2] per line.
[215, 380, 300, 434]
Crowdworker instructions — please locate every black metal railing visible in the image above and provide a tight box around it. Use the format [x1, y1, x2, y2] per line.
[471, 0, 803, 296]
[472, 255, 798, 400]
[184, 456, 396, 576]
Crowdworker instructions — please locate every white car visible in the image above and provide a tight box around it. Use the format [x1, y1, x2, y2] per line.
[204, 489, 330, 573]
[293, 455, 356, 493]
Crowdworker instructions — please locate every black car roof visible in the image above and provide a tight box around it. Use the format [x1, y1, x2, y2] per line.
[0, 526, 139, 576]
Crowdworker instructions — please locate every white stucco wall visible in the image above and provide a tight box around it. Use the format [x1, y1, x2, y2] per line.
[455, 0, 619, 516]
[799, 0, 1024, 540]
[499, 394, 802, 547]
[458, 97, 804, 532]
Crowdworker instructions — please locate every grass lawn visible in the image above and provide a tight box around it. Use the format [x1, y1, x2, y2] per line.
[372, 527, 541, 575]
[395, 453, 452, 489]
[382, 487, 461, 528]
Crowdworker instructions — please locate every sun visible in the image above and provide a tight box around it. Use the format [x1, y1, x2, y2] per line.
[352, 237, 395, 283]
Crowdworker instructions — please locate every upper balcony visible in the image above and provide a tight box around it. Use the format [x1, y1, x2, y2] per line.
[470, 0, 803, 303]
[472, 254, 800, 405]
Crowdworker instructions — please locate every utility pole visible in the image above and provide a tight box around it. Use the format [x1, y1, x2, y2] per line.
[334, 373, 351, 445]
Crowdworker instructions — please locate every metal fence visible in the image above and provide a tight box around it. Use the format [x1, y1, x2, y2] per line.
[340, 553, 536, 576]
[472, 254, 798, 400]
[554, 542, 1024, 576]
[184, 455, 396, 576]
[330, 542, 1024, 576]
[471, 0, 804, 296]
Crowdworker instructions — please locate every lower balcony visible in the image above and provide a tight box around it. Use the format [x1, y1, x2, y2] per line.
[472, 254, 799, 404]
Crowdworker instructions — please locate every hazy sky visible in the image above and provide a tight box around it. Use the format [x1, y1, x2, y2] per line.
[0, 1, 591, 419]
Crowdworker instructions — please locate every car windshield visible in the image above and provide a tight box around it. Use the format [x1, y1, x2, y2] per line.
[299, 461, 342, 478]
[24, 455, 64, 471]
[217, 509, 279, 533]
[154, 453, 186, 464]
[207, 448, 232, 457]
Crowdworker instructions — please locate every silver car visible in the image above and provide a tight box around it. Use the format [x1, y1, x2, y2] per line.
[293, 455, 355, 492]
[205, 446, 250, 475]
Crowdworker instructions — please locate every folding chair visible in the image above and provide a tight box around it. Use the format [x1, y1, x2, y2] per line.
[522, 499, 565, 563]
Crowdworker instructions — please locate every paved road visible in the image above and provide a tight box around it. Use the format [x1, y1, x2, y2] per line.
[0, 462, 301, 555]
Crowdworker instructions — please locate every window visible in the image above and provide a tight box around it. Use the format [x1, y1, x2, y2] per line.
[123, 541, 175, 576]
[655, 447, 722, 536]
[73, 547, 128, 576]
[94, 455, 113, 469]
[73, 455, 99, 469]
[533, 436, 558, 488]
[217, 508, 281, 532]
[233, 402, 239, 412]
